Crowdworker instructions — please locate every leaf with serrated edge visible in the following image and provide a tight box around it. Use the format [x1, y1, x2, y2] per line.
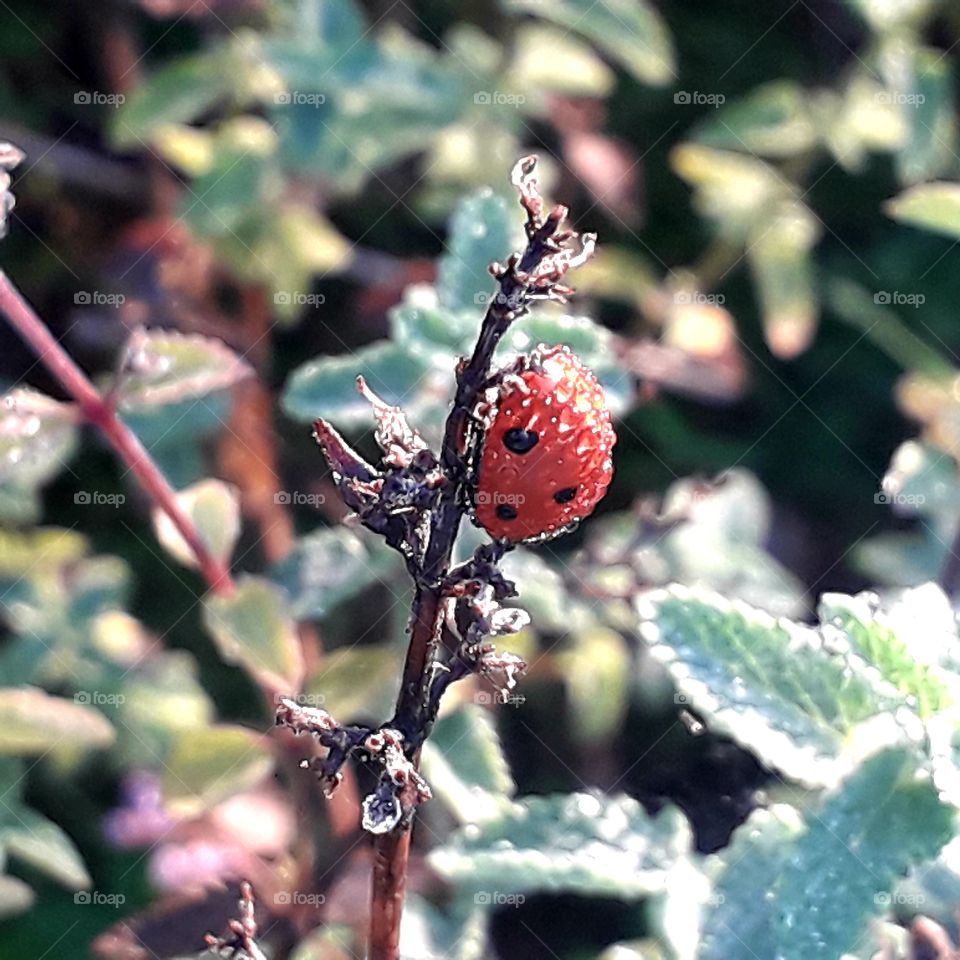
[421, 706, 515, 824]
[818, 584, 960, 717]
[0, 389, 78, 487]
[271, 528, 401, 621]
[429, 792, 690, 900]
[117, 330, 252, 409]
[637, 585, 907, 786]
[437, 188, 517, 314]
[282, 341, 431, 428]
[701, 748, 952, 960]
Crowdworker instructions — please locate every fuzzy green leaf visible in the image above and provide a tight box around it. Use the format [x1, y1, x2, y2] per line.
[502, 0, 675, 86]
[282, 341, 431, 428]
[203, 576, 304, 692]
[271, 528, 401, 621]
[637, 586, 902, 786]
[430, 792, 690, 900]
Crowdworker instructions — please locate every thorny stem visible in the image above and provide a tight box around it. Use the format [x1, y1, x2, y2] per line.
[0, 270, 235, 596]
[368, 157, 592, 960]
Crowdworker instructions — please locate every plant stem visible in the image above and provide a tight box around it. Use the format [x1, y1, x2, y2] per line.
[0, 270, 234, 596]
[367, 167, 577, 960]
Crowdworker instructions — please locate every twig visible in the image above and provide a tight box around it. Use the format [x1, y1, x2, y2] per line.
[367, 156, 593, 960]
[0, 270, 234, 596]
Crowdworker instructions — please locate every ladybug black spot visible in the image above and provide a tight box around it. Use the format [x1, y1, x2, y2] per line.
[496, 504, 518, 521]
[502, 428, 539, 454]
[554, 486, 578, 504]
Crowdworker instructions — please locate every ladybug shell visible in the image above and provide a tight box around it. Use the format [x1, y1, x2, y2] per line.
[474, 345, 616, 542]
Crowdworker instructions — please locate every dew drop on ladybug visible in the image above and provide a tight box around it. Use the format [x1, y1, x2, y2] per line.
[474, 344, 616, 542]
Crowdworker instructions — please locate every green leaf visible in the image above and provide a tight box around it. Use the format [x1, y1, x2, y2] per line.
[895, 838, 960, 936]
[421, 706, 515, 823]
[0, 873, 34, 919]
[582, 470, 806, 618]
[746, 201, 820, 358]
[429, 792, 690, 900]
[701, 748, 953, 960]
[637, 586, 901, 786]
[0, 688, 115, 755]
[885, 181, 960, 239]
[152, 479, 242, 571]
[892, 47, 957, 184]
[117, 330, 252, 410]
[117, 650, 214, 760]
[282, 341, 431, 428]
[818, 585, 959, 718]
[304, 646, 399, 723]
[399, 896, 489, 960]
[389, 293, 479, 363]
[0, 528, 87, 584]
[0, 389, 78, 487]
[506, 24, 616, 100]
[203, 576, 304, 693]
[112, 51, 236, 148]
[162, 724, 273, 815]
[699, 806, 806, 960]
[503, 0, 675, 86]
[271, 528, 402, 621]
[671, 144, 793, 238]
[437, 189, 517, 313]
[691, 81, 818, 157]
[1, 806, 90, 889]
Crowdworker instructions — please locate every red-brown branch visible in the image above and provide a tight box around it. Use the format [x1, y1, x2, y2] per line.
[0, 270, 234, 596]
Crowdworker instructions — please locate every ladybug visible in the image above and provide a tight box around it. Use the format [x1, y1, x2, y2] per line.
[472, 344, 616, 542]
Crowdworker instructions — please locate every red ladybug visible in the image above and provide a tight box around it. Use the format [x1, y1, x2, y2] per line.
[473, 344, 616, 542]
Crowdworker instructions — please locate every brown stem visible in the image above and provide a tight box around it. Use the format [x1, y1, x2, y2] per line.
[367, 158, 580, 960]
[0, 270, 234, 596]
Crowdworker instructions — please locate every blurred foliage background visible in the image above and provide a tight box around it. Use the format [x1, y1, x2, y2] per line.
[4, 0, 960, 958]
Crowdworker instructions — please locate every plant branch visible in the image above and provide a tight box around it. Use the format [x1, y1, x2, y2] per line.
[0, 270, 234, 596]
[367, 156, 594, 960]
